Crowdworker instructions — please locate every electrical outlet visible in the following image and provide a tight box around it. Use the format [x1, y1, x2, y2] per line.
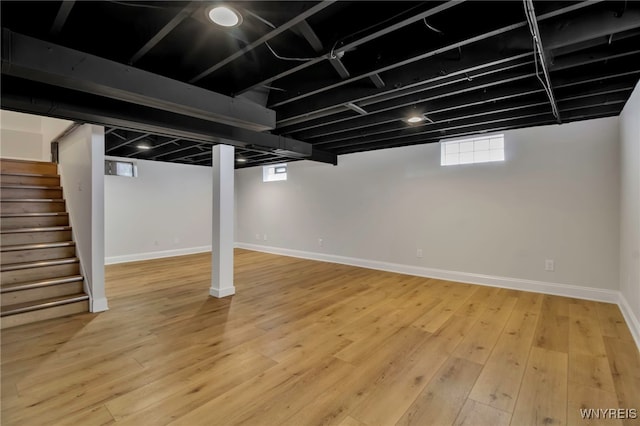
[263, 234, 267, 241]
[416, 249, 423, 258]
[545, 259, 555, 271]
[255, 233, 260, 240]
[318, 238, 323, 247]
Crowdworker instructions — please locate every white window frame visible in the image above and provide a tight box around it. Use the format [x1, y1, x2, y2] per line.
[262, 163, 287, 182]
[105, 159, 137, 177]
[440, 134, 505, 166]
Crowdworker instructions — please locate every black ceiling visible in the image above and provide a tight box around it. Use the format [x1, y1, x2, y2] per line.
[1, 1, 639, 168]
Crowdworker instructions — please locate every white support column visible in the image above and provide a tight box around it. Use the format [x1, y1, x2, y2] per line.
[58, 124, 107, 312]
[210, 144, 236, 298]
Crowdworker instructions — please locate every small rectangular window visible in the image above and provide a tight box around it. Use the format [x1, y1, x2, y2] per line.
[441, 134, 505, 166]
[263, 163, 287, 182]
[105, 160, 137, 177]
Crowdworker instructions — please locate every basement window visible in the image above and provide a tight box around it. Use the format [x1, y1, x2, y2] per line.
[441, 134, 505, 166]
[263, 163, 287, 182]
[105, 160, 137, 177]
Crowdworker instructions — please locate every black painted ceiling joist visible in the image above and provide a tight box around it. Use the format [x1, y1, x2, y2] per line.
[129, 2, 196, 64]
[236, 1, 463, 95]
[188, 1, 336, 84]
[50, 1, 75, 36]
[1, 0, 638, 168]
[268, 1, 602, 110]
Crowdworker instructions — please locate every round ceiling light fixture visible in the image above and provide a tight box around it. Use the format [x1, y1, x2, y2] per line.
[207, 5, 243, 28]
[407, 116, 424, 124]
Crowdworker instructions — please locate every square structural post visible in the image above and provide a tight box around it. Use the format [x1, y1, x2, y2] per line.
[210, 144, 236, 298]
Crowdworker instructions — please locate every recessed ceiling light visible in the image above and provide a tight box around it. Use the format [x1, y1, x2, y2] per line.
[207, 5, 242, 28]
[407, 116, 424, 123]
[137, 144, 152, 150]
[236, 157, 247, 163]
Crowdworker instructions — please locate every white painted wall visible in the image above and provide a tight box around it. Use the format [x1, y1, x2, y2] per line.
[58, 124, 107, 312]
[0, 109, 73, 161]
[619, 82, 640, 344]
[104, 157, 212, 264]
[41, 116, 74, 159]
[236, 117, 620, 299]
[0, 110, 44, 161]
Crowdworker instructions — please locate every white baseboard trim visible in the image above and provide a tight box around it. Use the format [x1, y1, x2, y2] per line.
[91, 297, 109, 312]
[618, 293, 640, 350]
[105, 246, 212, 265]
[236, 242, 620, 304]
[210, 287, 235, 298]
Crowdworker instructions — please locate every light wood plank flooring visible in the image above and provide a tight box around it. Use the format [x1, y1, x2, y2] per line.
[1, 249, 639, 425]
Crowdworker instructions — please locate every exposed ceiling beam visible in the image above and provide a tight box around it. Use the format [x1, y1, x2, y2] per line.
[369, 74, 386, 89]
[188, 1, 336, 84]
[124, 137, 182, 158]
[550, 28, 640, 58]
[130, 2, 196, 64]
[106, 133, 150, 153]
[110, 130, 127, 141]
[268, 1, 600, 109]
[330, 59, 350, 79]
[524, 0, 560, 123]
[329, 100, 624, 153]
[294, 67, 537, 138]
[337, 107, 619, 155]
[172, 149, 213, 162]
[336, 107, 622, 155]
[542, 6, 640, 50]
[0, 76, 337, 166]
[306, 77, 635, 143]
[236, 1, 464, 95]
[314, 86, 631, 146]
[1, 29, 276, 132]
[295, 18, 352, 81]
[294, 19, 324, 52]
[285, 51, 639, 138]
[50, 1, 75, 36]
[151, 144, 203, 160]
[277, 52, 532, 128]
[551, 46, 640, 72]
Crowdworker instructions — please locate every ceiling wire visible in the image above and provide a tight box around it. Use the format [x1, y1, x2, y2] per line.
[423, 18, 443, 34]
[329, 2, 426, 59]
[245, 10, 319, 62]
[107, 1, 168, 9]
[265, 42, 317, 62]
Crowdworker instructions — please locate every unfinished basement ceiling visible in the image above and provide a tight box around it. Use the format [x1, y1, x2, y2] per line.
[1, 1, 639, 168]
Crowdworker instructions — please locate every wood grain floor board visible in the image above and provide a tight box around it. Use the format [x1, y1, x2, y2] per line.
[1, 249, 638, 426]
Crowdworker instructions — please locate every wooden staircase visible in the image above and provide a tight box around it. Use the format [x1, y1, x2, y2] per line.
[1, 159, 89, 328]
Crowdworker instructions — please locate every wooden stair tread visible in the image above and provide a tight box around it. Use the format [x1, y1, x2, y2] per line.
[1, 212, 68, 217]
[1, 199, 65, 202]
[0, 226, 71, 234]
[0, 159, 56, 165]
[0, 172, 59, 178]
[1, 294, 88, 316]
[1, 257, 79, 272]
[1, 184, 63, 190]
[1, 275, 83, 293]
[1, 241, 75, 252]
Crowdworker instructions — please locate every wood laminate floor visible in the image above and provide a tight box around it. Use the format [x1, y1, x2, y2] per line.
[1, 249, 639, 425]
